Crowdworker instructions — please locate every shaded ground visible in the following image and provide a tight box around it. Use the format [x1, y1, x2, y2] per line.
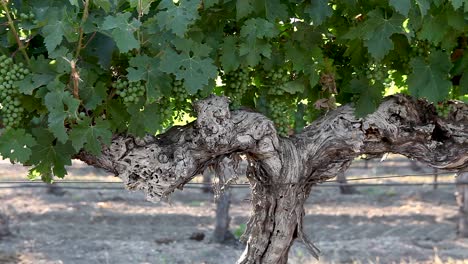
[0, 157, 466, 264]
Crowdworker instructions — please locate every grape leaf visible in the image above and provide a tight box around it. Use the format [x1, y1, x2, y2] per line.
[265, 0, 288, 21]
[156, 0, 200, 37]
[349, 78, 384, 117]
[459, 70, 468, 95]
[280, 80, 305, 94]
[128, 0, 155, 15]
[101, 12, 141, 53]
[82, 33, 116, 69]
[17, 73, 55, 95]
[408, 51, 452, 103]
[42, 8, 73, 53]
[127, 55, 172, 101]
[236, 0, 255, 20]
[69, 117, 112, 155]
[44, 80, 80, 143]
[305, 0, 332, 26]
[28, 128, 75, 179]
[414, 0, 431, 16]
[418, 14, 446, 46]
[160, 39, 217, 94]
[220, 36, 240, 72]
[94, 0, 111, 12]
[389, 0, 411, 16]
[451, 0, 468, 11]
[345, 10, 406, 60]
[239, 18, 278, 66]
[0, 129, 37, 163]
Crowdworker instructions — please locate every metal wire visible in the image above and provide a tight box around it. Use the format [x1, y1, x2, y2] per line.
[0, 171, 462, 190]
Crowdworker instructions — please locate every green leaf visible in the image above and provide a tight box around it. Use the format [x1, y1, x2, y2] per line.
[29, 128, 75, 179]
[305, 0, 332, 26]
[101, 12, 141, 53]
[459, 71, 468, 95]
[0, 129, 37, 163]
[17, 73, 55, 95]
[418, 14, 446, 46]
[44, 80, 80, 143]
[80, 81, 107, 110]
[265, 0, 288, 21]
[128, 0, 155, 15]
[220, 36, 240, 72]
[94, 0, 111, 12]
[239, 18, 278, 66]
[414, 0, 431, 16]
[389, 0, 411, 16]
[280, 79, 304, 94]
[236, 0, 255, 20]
[451, 0, 468, 11]
[42, 8, 72, 53]
[69, 117, 112, 155]
[408, 51, 453, 103]
[345, 10, 406, 60]
[127, 55, 172, 101]
[156, 0, 200, 37]
[160, 39, 217, 94]
[349, 78, 384, 117]
[82, 33, 116, 69]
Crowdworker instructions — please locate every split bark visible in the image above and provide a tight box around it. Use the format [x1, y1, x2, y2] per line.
[76, 94, 468, 263]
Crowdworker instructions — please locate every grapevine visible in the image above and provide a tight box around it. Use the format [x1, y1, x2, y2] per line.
[0, 55, 27, 130]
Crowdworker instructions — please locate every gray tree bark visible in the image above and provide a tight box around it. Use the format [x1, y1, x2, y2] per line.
[76, 95, 468, 263]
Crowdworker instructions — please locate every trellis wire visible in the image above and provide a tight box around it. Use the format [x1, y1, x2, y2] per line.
[0, 171, 464, 190]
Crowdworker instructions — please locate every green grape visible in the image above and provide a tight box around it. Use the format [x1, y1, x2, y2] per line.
[265, 67, 290, 96]
[172, 78, 189, 107]
[0, 55, 28, 129]
[268, 97, 294, 137]
[113, 78, 145, 105]
[221, 67, 250, 108]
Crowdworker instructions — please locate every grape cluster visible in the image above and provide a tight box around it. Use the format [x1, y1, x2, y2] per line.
[435, 103, 452, 118]
[266, 67, 289, 96]
[113, 79, 145, 105]
[221, 67, 250, 108]
[172, 79, 189, 106]
[365, 62, 387, 82]
[19, 12, 36, 22]
[268, 97, 293, 137]
[412, 41, 435, 57]
[0, 55, 28, 129]
[155, 97, 174, 128]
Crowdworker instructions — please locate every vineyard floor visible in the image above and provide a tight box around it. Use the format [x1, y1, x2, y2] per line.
[0, 158, 467, 264]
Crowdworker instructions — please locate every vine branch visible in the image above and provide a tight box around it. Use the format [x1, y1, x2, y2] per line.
[0, 0, 30, 65]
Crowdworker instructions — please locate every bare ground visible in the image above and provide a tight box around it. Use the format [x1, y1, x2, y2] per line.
[0, 157, 467, 264]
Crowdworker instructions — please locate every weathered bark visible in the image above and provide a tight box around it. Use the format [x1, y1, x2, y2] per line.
[76, 94, 468, 263]
[456, 172, 468, 238]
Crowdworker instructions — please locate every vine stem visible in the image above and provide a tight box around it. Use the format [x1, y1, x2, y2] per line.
[71, 0, 90, 100]
[0, 0, 30, 65]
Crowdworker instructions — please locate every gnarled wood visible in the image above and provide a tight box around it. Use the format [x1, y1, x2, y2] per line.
[76, 95, 468, 263]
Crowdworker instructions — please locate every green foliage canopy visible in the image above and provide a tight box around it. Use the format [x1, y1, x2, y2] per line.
[0, 0, 467, 181]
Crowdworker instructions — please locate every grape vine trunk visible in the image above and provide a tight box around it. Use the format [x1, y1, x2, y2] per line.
[76, 95, 468, 263]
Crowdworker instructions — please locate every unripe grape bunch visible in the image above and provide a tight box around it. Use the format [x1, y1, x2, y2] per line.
[113, 78, 145, 105]
[221, 67, 250, 108]
[0, 55, 28, 129]
[266, 67, 290, 96]
[172, 78, 189, 107]
[268, 97, 293, 137]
